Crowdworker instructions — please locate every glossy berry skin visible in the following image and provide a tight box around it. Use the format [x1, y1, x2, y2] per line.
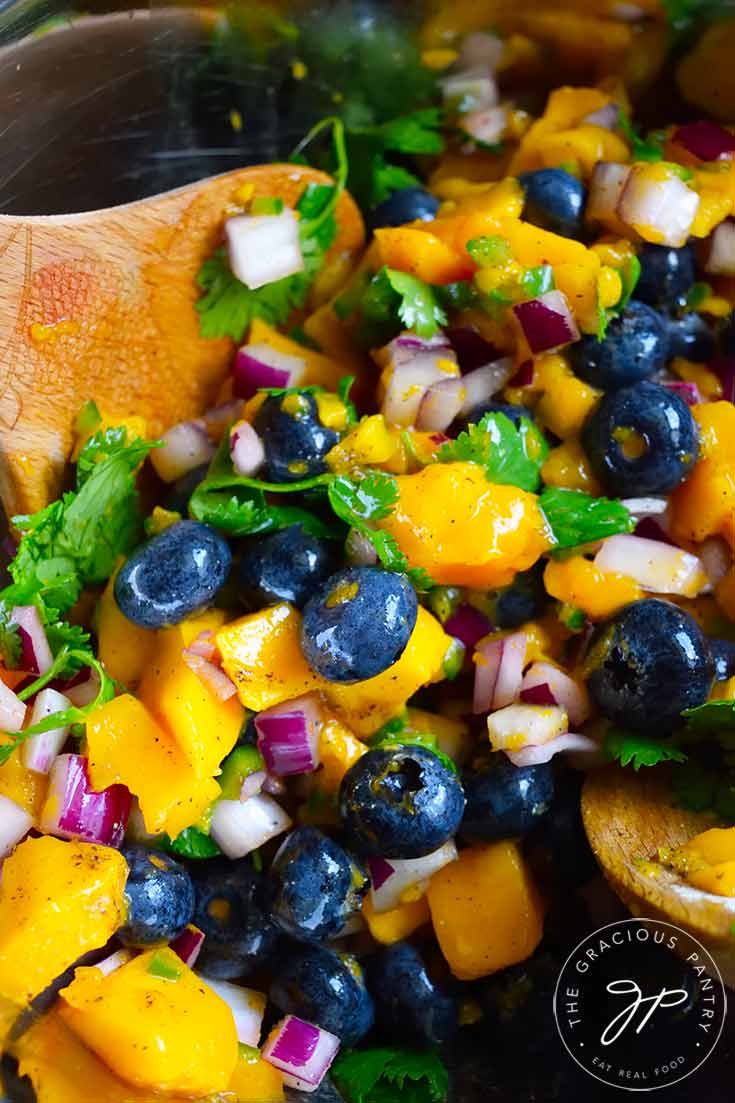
[581, 380, 699, 497]
[118, 846, 194, 946]
[494, 563, 548, 629]
[254, 393, 340, 483]
[267, 827, 369, 944]
[270, 944, 375, 1045]
[301, 566, 418, 683]
[569, 302, 667, 391]
[666, 311, 716, 363]
[367, 187, 440, 231]
[461, 755, 554, 842]
[479, 951, 561, 1058]
[586, 599, 713, 731]
[238, 524, 338, 612]
[339, 746, 465, 859]
[191, 859, 279, 979]
[366, 942, 458, 1046]
[633, 243, 696, 310]
[711, 638, 735, 681]
[114, 520, 231, 628]
[517, 169, 585, 238]
[453, 401, 533, 437]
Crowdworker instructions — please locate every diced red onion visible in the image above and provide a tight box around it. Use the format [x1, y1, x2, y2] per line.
[520, 662, 590, 727]
[457, 359, 515, 416]
[513, 291, 579, 354]
[417, 378, 467, 432]
[170, 924, 205, 968]
[445, 327, 501, 372]
[634, 516, 675, 544]
[95, 948, 134, 977]
[705, 219, 735, 277]
[381, 348, 459, 428]
[661, 380, 702, 405]
[10, 606, 53, 675]
[0, 680, 26, 733]
[582, 103, 619, 130]
[587, 163, 631, 226]
[202, 400, 245, 443]
[369, 841, 457, 913]
[463, 106, 507, 146]
[711, 357, 735, 403]
[620, 497, 669, 520]
[124, 799, 156, 844]
[346, 528, 379, 567]
[457, 31, 504, 73]
[509, 360, 534, 387]
[209, 793, 291, 860]
[367, 856, 395, 892]
[203, 978, 266, 1047]
[441, 68, 498, 112]
[444, 605, 493, 652]
[40, 754, 131, 847]
[240, 770, 267, 801]
[473, 632, 526, 714]
[65, 668, 101, 709]
[0, 794, 33, 859]
[263, 1015, 340, 1093]
[255, 695, 321, 776]
[505, 732, 599, 767]
[22, 687, 71, 774]
[487, 703, 568, 752]
[182, 650, 237, 701]
[699, 536, 731, 586]
[150, 421, 215, 483]
[234, 342, 306, 401]
[672, 121, 735, 162]
[226, 209, 304, 291]
[186, 631, 217, 661]
[594, 533, 708, 597]
[390, 333, 453, 362]
[230, 421, 266, 477]
[610, 2, 645, 20]
[618, 166, 700, 248]
[262, 772, 287, 797]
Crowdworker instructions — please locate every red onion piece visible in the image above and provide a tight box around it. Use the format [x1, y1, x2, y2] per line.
[698, 536, 731, 586]
[186, 631, 217, 661]
[594, 533, 708, 597]
[10, 606, 53, 675]
[441, 68, 498, 112]
[150, 421, 215, 483]
[367, 856, 395, 892]
[345, 528, 379, 567]
[672, 121, 735, 162]
[445, 327, 501, 372]
[182, 650, 237, 701]
[240, 770, 267, 801]
[390, 333, 453, 361]
[263, 1015, 340, 1092]
[226, 209, 304, 291]
[711, 357, 735, 403]
[381, 345, 459, 428]
[634, 516, 674, 544]
[487, 703, 568, 752]
[40, 754, 131, 847]
[95, 948, 134, 977]
[587, 162, 631, 226]
[22, 687, 71, 774]
[661, 380, 702, 405]
[520, 662, 590, 727]
[463, 106, 507, 146]
[457, 31, 504, 73]
[230, 421, 266, 477]
[202, 978, 266, 1047]
[519, 683, 557, 707]
[706, 219, 735, 277]
[513, 291, 579, 354]
[0, 680, 26, 733]
[234, 342, 306, 401]
[457, 359, 515, 416]
[65, 668, 101, 708]
[506, 732, 599, 767]
[417, 378, 467, 432]
[170, 924, 205, 968]
[473, 632, 526, 714]
[582, 103, 619, 130]
[209, 793, 291, 859]
[444, 605, 493, 652]
[0, 794, 33, 859]
[262, 772, 287, 797]
[509, 360, 533, 387]
[202, 400, 245, 443]
[620, 497, 668, 519]
[255, 695, 322, 776]
[473, 637, 502, 715]
[369, 841, 457, 914]
[618, 166, 700, 248]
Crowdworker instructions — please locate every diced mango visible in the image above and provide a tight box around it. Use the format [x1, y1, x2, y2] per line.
[677, 20, 735, 122]
[670, 458, 735, 547]
[229, 1045, 286, 1102]
[428, 841, 544, 980]
[0, 837, 127, 1005]
[317, 715, 367, 793]
[374, 227, 472, 284]
[694, 401, 735, 464]
[87, 695, 220, 837]
[544, 556, 641, 620]
[96, 569, 155, 686]
[60, 949, 238, 1096]
[363, 895, 431, 945]
[404, 707, 470, 763]
[541, 438, 602, 495]
[247, 318, 344, 391]
[326, 414, 400, 472]
[0, 737, 47, 817]
[378, 462, 551, 588]
[533, 353, 601, 439]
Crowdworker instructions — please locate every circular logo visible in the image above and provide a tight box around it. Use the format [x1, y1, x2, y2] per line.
[553, 918, 727, 1091]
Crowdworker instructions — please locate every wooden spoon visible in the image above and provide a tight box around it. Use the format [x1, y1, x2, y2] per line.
[0, 165, 364, 518]
[582, 765, 735, 985]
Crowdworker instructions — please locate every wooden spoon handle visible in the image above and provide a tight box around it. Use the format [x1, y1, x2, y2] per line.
[0, 164, 364, 518]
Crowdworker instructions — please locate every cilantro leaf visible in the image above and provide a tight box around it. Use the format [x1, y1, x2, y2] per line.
[438, 412, 548, 492]
[342, 109, 445, 209]
[161, 826, 222, 860]
[662, 0, 734, 36]
[682, 699, 735, 732]
[617, 254, 641, 313]
[338, 375, 358, 427]
[0, 606, 20, 670]
[521, 265, 555, 298]
[368, 722, 459, 774]
[617, 111, 665, 163]
[603, 728, 687, 771]
[671, 759, 735, 820]
[539, 487, 634, 550]
[684, 281, 712, 311]
[333, 1048, 448, 1103]
[384, 269, 448, 340]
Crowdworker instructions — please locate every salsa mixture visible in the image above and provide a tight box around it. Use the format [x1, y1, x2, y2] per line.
[5, 1, 735, 1100]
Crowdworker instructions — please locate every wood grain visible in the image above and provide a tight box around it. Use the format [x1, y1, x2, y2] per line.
[0, 165, 364, 518]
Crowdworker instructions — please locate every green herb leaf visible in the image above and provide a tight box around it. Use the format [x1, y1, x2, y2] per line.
[333, 1048, 448, 1103]
[616, 254, 641, 313]
[161, 826, 222, 860]
[0, 606, 21, 670]
[684, 281, 712, 311]
[368, 719, 459, 774]
[438, 412, 548, 492]
[434, 282, 481, 312]
[338, 375, 359, 427]
[671, 758, 735, 820]
[147, 951, 182, 981]
[384, 269, 448, 340]
[617, 111, 665, 163]
[521, 265, 555, 298]
[682, 699, 735, 732]
[603, 729, 687, 771]
[466, 235, 512, 267]
[540, 487, 635, 550]
[343, 109, 445, 209]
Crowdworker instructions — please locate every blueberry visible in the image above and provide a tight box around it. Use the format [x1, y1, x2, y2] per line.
[586, 599, 713, 731]
[114, 520, 231, 628]
[461, 755, 554, 842]
[191, 859, 279, 979]
[255, 393, 340, 484]
[633, 244, 696, 310]
[339, 746, 465, 858]
[367, 187, 440, 231]
[238, 525, 339, 612]
[721, 313, 735, 356]
[118, 846, 194, 946]
[494, 562, 548, 629]
[267, 827, 369, 943]
[569, 302, 667, 391]
[534, 771, 597, 887]
[711, 638, 735, 681]
[581, 380, 700, 496]
[453, 401, 533, 437]
[366, 942, 458, 1046]
[270, 945, 374, 1045]
[164, 463, 210, 513]
[666, 312, 716, 363]
[517, 169, 585, 238]
[301, 566, 418, 683]
[479, 951, 561, 1057]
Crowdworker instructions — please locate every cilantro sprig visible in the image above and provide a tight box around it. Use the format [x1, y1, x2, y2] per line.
[603, 729, 688, 771]
[617, 111, 665, 163]
[369, 715, 458, 773]
[438, 411, 548, 493]
[682, 700, 735, 732]
[341, 108, 445, 210]
[337, 266, 448, 346]
[539, 487, 635, 550]
[333, 1047, 448, 1103]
